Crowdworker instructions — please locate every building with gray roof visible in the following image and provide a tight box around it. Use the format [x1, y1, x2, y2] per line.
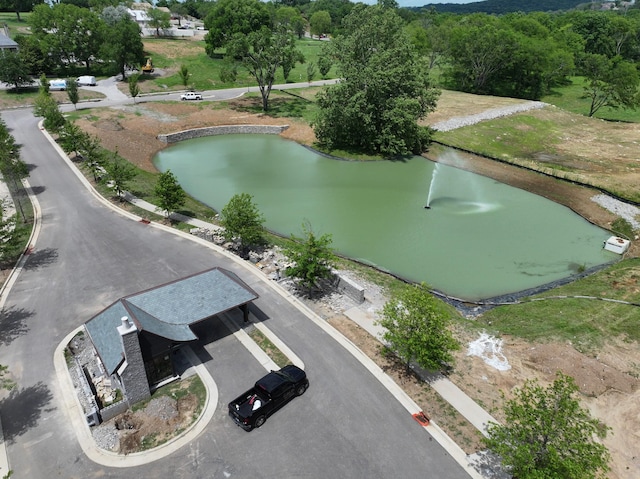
[85, 267, 259, 406]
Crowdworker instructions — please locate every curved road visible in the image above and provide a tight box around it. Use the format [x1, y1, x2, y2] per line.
[0, 92, 473, 478]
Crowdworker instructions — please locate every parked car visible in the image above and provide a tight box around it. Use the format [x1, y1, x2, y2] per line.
[180, 91, 202, 101]
[48, 79, 67, 91]
[77, 75, 97, 86]
[228, 365, 309, 431]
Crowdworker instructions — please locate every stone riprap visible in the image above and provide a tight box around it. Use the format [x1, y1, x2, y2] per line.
[157, 124, 289, 143]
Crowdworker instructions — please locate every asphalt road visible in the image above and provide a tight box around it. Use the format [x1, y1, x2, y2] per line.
[0, 96, 472, 478]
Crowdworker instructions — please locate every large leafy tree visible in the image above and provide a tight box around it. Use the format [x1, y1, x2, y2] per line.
[226, 25, 301, 111]
[275, 5, 306, 39]
[283, 222, 334, 295]
[219, 193, 265, 255]
[445, 15, 517, 94]
[203, 0, 270, 55]
[100, 14, 144, 80]
[29, 3, 103, 73]
[147, 7, 171, 37]
[485, 372, 611, 479]
[154, 170, 186, 218]
[581, 53, 640, 117]
[377, 282, 459, 373]
[0, 49, 32, 91]
[314, 3, 439, 156]
[309, 10, 331, 37]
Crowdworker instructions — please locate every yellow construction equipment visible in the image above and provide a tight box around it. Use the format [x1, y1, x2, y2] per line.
[142, 58, 154, 74]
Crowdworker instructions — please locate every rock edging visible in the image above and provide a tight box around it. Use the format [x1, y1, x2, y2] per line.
[157, 124, 289, 143]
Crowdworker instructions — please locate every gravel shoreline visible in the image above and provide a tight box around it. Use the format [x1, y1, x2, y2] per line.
[591, 194, 640, 232]
[431, 101, 547, 132]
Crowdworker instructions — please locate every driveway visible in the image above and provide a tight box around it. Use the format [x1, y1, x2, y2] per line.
[0, 97, 473, 478]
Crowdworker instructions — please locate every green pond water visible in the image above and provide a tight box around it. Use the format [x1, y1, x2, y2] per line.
[154, 134, 616, 301]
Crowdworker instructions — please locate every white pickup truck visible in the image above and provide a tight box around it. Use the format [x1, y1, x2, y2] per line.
[180, 91, 202, 101]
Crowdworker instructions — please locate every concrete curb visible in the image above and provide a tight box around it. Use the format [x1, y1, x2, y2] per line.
[54, 328, 218, 467]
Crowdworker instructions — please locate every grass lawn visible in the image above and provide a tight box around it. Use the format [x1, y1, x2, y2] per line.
[141, 37, 337, 93]
[542, 76, 640, 123]
[475, 258, 640, 353]
[0, 12, 31, 38]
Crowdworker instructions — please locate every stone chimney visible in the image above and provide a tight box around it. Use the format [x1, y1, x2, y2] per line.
[117, 316, 150, 406]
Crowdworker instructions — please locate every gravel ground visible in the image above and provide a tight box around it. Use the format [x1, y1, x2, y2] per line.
[431, 101, 547, 132]
[591, 194, 640, 231]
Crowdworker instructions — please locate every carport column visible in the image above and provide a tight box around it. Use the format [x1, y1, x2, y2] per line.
[117, 316, 151, 406]
[240, 304, 249, 323]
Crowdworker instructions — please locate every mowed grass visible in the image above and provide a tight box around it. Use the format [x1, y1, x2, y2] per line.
[476, 258, 640, 352]
[0, 12, 31, 38]
[142, 37, 336, 93]
[542, 76, 640, 123]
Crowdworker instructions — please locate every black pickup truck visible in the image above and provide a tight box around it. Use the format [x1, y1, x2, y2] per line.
[228, 365, 309, 431]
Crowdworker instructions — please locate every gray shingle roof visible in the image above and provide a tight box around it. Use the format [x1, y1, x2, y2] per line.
[85, 268, 259, 374]
[0, 33, 18, 49]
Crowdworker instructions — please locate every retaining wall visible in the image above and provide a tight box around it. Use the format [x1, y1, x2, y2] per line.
[157, 125, 289, 144]
[336, 274, 365, 304]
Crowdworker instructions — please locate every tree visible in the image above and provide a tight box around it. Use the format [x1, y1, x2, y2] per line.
[147, 7, 171, 37]
[79, 134, 107, 182]
[0, 118, 29, 222]
[309, 10, 331, 37]
[0, 364, 15, 391]
[281, 43, 304, 82]
[445, 15, 517, 94]
[314, 4, 440, 155]
[219, 192, 265, 255]
[154, 169, 186, 218]
[128, 73, 140, 102]
[177, 64, 191, 88]
[15, 33, 52, 76]
[203, 0, 270, 54]
[317, 44, 332, 78]
[485, 372, 611, 479]
[29, 3, 103, 74]
[226, 25, 302, 111]
[58, 121, 89, 159]
[0, 49, 32, 91]
[66, 78, 79, 109]
[581, 53, 640, 117]
[0, 0, 41, 22]
[33, 93, 66, 133]
[306, 61, 316, 82]
[377, 282, 459, 373]
[104, 151, 136, 199]
[283, 222, 334, 295]
[100, 15, 144, 80]
[275, 5, 306, 39]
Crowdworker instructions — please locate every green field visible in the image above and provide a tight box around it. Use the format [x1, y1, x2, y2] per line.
[0, 12, 31, 39]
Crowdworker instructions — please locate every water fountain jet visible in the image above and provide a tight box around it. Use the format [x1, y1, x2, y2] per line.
[425, 163, 440, 209]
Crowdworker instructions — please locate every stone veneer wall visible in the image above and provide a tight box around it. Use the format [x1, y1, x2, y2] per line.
[119, 327, 151, 406]
[157, 124, 289, 144]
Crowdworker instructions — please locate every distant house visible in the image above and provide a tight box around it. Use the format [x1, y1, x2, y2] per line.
[0, 25, 18, 52]
[85, 268, 259, 407]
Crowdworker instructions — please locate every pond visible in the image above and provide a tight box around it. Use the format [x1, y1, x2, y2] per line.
[154, 134, 616, 301]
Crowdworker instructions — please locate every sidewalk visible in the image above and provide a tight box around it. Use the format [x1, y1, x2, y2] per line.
[344, 307, 500, 435]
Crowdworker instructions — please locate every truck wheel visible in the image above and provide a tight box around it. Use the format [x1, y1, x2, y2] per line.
[296, 384, 308, 396]
[254, 416, 266, 428]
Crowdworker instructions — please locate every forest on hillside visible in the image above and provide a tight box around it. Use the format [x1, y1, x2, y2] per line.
[412, 0, 591, 14]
